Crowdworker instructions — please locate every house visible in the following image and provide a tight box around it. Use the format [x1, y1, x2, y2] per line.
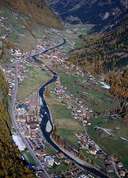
[44, 156, 55, 167]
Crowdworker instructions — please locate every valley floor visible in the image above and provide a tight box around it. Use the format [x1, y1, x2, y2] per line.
[1, 6, 128, 177]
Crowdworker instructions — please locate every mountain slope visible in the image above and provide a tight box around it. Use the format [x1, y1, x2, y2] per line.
[47, 0, 128, 31]
[0, 69, 35, 178]
[68, 14, 128, 117]
[1, 0, 63, 29]
[69, 15, 128, 73]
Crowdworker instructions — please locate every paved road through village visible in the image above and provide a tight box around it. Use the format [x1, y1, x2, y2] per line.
[32, 39, 109, 178]
[12, 37, 109, 178]
[38, 68, 109, 178]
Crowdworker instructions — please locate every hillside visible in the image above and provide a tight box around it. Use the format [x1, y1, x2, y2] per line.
[0, 69, 35, 178]
[0, 0, 63, 29]
[69, 15, 128, 116]
[69, 15, 128, 73]
[47, 0, 128, 31]
[66, 14, 128, 171]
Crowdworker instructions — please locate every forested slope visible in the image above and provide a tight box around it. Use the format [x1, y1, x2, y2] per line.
[48, 0, 128, 31]
[69, 15, 128, 73]
[0, 0, 63, 29]
[0, 69, 35, 178]
[69, 15, 128, 117]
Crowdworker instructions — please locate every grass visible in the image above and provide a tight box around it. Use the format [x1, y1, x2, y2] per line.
[59, 72, 85, 97]
[0, 0, 63, 49]
[74, 27, 89, 48]
[45, 145, 57, 155]
[87, 89, 113, 112]
[0, 7, 25, 40]
[22, 149, 36, 165]
[0, 6, 38, 51]
[50, 104, 72, 120]
[56, 69, 128, 169]
[80, 149, 104, 168]
[60, 71, 128, 168]
[59, 71, 113, 113]
[88, 116, 128, 140]
[48, 161, 69, 175]
[57, 128, 80, 145]
[46, 95, 83, 146]
[88, 117, 128, 168]
[75, 37, 86, 49]
[18, 64, 49, 101]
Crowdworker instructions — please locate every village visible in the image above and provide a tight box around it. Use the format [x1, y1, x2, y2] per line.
[1, 36, 127, 178]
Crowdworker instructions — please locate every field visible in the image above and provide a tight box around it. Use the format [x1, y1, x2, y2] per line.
[18, 64, 84, 145]
[56, 69, 128, 168]
[88, 117, 128, 168]
[59, 70, 113, 113]
[48, 159, 69, 175]
[46, 93, 83, 146]
[0, 7, 38, 51]
[60, 68, 128, 167]
[22, 149, 37, 165]
[17, 64, 49, 101]
[2, 5, 127, 170]
[0, 3, 62, 51]
[45, 145, 57, 155]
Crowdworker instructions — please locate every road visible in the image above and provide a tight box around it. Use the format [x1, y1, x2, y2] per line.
[111, 157, 121, 178]
[23, 37, 109, 178]
[10, 60, 50, 178]
[95, 126, 113, 136]
[11, 37, 109, 178]
[10, 38, 66, 178]
[24, 38, 66, 60]
[38, 70, 109, 178]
